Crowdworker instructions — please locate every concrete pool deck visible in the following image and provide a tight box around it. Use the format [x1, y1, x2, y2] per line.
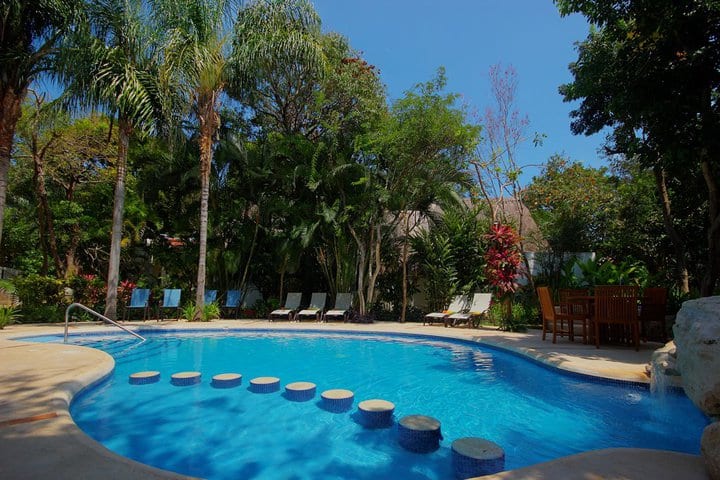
[0, 320, 709, 479]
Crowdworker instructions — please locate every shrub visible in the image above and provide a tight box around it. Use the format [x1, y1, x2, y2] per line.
[203, 302, 221, 321]
[0, 306, 19, 329]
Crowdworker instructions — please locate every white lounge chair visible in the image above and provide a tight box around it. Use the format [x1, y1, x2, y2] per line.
[323, 293, 353, 322]
[296, 292, 327, 322]
[446, 293, 492, 328]
[423, 295, 467, 326]
[269, 292, 302, 321]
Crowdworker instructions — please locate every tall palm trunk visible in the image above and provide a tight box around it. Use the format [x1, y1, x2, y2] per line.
[104, 118, 132, 320]
[195, 93, 220, 318]
[0, 85, 26, 249]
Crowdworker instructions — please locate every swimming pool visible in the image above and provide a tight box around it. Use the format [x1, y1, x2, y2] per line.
[38, 330, 707, 479]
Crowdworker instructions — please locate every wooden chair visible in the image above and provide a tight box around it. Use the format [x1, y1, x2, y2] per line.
[594, 285, 640, 351]
[558, 288, 590, 315]
[537, 287, 588, 343]
[640, 287, 668, 343]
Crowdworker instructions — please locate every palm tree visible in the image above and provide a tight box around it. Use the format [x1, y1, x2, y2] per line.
[57, 0, 162, 319]
[0, 0, 84, 249]
[155, 0, 323, 317]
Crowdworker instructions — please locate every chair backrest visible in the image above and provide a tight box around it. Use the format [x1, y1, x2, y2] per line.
[537, 287, 555, 320]
[333, 293, 353, 310]
[284, 292, 302, 309]
[225, 290, 241, 308]
[162, 289, 182, 308]
[204, 290, 217, 304]
[308, 292, 327, 309]
[129, 288, 150, 308]
[447, 295, 467, 312]
[643, 287, 667, 306]
[469, 293, 492, 314]
[595, 285, 638, 323]
[558, 288, 589, 303]
[558, 288, 590, 315]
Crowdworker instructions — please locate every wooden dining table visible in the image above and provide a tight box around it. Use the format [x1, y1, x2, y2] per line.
[565, 294, 641, 349]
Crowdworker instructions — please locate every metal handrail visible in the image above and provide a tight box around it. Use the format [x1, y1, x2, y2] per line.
[64, 303, 146, 343]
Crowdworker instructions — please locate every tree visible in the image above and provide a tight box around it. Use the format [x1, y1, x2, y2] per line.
[0, 0, 84, 250]
[556, 0, 720, 295]
[350, 69, 478, 316]
[156, 0, 323, 317]
[470, 63, 543, 288]
[58, 0, 163, 318]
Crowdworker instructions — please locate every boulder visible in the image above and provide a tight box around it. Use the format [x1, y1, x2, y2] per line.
[673, 296, 720, 418]
[701, 422, 720, 480]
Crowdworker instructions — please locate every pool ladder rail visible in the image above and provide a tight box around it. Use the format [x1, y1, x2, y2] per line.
[64, 303, 146, 343]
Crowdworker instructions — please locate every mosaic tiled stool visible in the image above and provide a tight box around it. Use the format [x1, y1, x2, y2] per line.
[249, 376, 280, 393]
[451, 437, 505, 479]
[170, 371, 201, 386]
[398, 415, 442, 453]
[358, 399, 395, 428]
[285, 381, 316, 401]
[211, 373, 242, 388]
[321, 389, 354, 412]
[129, 371, 160, 385]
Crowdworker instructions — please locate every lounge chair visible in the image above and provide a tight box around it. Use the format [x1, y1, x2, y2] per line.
[296, 292, 327, 322]
[204, 290, 218, 305]
[423, 295, 466, 326]
[446, 293, 492, 328]
[159, 288, 182, 321]
[124, 288, 150, 321]
[323, 293, 353, 322]
[269, 292, 302, 321]
[222, 290, 241, 319]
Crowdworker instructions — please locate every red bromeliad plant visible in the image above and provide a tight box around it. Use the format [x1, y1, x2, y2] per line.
[484, 223, 522, 298]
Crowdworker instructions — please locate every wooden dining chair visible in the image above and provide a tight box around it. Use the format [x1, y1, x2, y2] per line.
[537, 287, 588, 343]
[594, 285, 640, 351]
[558, 288, 590, 315]
[640, 287, 668, 343]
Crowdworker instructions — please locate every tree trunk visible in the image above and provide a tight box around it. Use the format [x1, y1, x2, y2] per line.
[0, 85, 26, 250]
[348, 224, 367, 315]
[366, 224, 383, 313]
[400, 213, 411, 322]
[700, 159, 720, 296]
[104, 118, 132, 320]
[653, 165, 690, 294]
[32, 146, 64, 276]
[195, 93, 220, 319]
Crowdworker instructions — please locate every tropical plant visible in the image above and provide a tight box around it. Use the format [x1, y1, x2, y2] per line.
[0, 0, 85, 248]
[484, 223, 522, 327]
[57, 0, 163, 319]
[155, 0, 324, 319]
[411, 230, 458, 312]
[0, 306, 19, 329]
[181, 302, 197, 322]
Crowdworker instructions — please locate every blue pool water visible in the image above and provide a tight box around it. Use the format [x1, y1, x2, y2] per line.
[34, 330, 708, 479]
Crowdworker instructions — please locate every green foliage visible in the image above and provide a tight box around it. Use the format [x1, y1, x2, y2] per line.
[0, 306, 19, 329]
[562, 257, 650, 289]
[13, 275, 65, 309]
[252, 298, 280, 319]
[181, 303, 198, 322]
[411, 230, 458, 312]
[203, 302, 221, 321]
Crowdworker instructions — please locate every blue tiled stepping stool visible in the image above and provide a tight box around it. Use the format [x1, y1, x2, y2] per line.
[398, 415, 442, 453]
[211, 373, 242, 388]
[129, 371, 160, 385]
[451, 437, 505, 479]
[170, 371, 201, 386]
[358, 399, 395, 428]
[321, 389, 354, 412]
[285, 382, 316, 401]
[250, 376, 280, 393]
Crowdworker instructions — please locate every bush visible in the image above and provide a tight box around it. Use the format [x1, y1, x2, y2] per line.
[12, 275, 66, 323]
[67, 274, 106, 310]
[203, 302, 221, 321]
[19, 305, 65, 323]
[0, 306, 19, 329]
[253, 298, 279, 319]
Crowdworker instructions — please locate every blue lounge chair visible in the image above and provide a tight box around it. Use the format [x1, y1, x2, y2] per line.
[159, 288, 182, 321]
[204, 290, 218, 305]
[222, 290, 241, 319]
[125, 288, 150, 321]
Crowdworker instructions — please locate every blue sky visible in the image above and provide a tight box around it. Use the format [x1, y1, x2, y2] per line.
[311, 0, 607, 182]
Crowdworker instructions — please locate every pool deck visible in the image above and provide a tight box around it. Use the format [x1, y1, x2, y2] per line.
[0, 320, 709, 479]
